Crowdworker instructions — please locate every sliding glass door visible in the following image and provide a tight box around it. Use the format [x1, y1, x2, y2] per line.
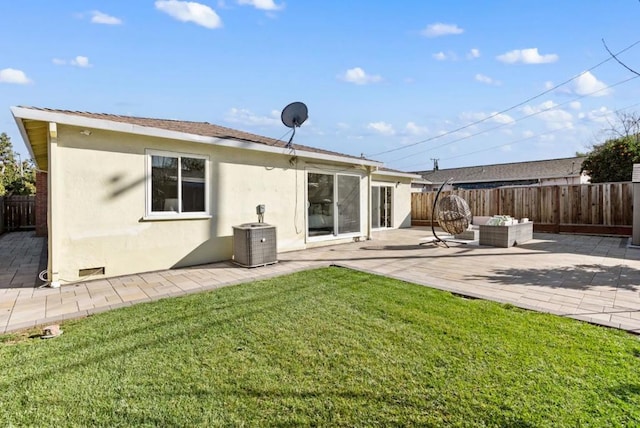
[307, 173, 334, 237]
[337, 175, 360, 234]
[307, 172, 360, 237]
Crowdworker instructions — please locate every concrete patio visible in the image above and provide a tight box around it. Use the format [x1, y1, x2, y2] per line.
[2, 227, 640, 335]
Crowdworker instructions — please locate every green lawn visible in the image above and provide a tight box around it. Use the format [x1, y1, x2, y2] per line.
[1, 267, 639, 426]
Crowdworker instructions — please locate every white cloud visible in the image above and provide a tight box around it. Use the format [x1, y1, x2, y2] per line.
[569, 101, 581, 110]
[460, 111, 514, 125]
[433, 52, 447, 61]
[579, 106, 614, 124]
[421, 22, 463, 37]
[225, 107, 280, 126]
[0, 68, 32, 84]
[467, 48, 480, 59]
[53, 56, 92, 67]
[496, 48, 558, 64]
[475, 73, 501, 86]
[433, 51, 457, 61]
[522, 100, 574, 129]
[237, 0, 283, 10]
[339, 67, 382, 85]
[571, 71, 610, 97]
[368, 121, 395, 136]
[522, 130, 535, 138]
[155, 0, 222, 29]
[491, 112, 515, 124]
[405, 122, 428, 136]
[90, 10, 123, 25]
[70, 56, 92, 67]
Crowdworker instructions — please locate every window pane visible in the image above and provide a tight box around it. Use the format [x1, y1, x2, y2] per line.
[308, 173, 334, 236]
[371, 187, 380, 229]
[384, 187, 392, 227]
[337, 175, 360, 234]
[151, 155, 178, 211]
[181, 157, 205, 212]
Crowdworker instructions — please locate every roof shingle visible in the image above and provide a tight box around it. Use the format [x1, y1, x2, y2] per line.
[415, 156, 586, 184]
[22, 107, 376, 163]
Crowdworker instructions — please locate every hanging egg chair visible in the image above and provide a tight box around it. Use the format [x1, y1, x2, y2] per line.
[436, 194, 471, 235]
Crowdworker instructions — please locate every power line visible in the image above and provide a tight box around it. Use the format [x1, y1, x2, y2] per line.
[384, 74, 639, 166]
[398, 101, 640, 171]
[365, 40, 640, 158]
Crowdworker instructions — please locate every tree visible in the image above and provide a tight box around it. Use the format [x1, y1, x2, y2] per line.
[0, 132, 36, 196]
[580, 111, 640, 183]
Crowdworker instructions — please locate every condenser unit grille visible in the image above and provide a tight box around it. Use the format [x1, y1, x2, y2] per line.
[233, 223, 277, 267]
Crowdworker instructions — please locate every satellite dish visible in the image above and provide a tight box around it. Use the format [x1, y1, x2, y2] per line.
[281, 102, 308, 148]
[281, 102, 308, 128]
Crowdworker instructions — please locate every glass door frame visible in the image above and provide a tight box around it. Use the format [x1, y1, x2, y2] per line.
[371, 185, 393, 230]
[306, 170, 363, 241]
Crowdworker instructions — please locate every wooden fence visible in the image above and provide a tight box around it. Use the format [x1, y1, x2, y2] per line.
[0, 195, 36, 233]
[411, 182, 633, 235]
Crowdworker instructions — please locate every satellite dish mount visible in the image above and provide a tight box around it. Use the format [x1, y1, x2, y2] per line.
[281, 102, 308, 148]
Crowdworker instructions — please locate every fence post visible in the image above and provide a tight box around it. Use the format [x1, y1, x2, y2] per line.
[0, 196, 4, 235]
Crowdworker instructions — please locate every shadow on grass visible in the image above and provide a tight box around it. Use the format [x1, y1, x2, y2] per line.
[607, 383, 640, 401]
[0, 275, 335, 389]
[465, 264, 640, 291]
[113, 385, 537, 427]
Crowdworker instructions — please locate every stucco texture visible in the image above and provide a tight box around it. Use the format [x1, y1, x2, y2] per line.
[49, 125, 412, 283]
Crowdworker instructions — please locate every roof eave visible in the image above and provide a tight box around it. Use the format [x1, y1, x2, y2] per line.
[374, 169, 423, 180]
[10, 106, 383, 168]
[425, 174, 583, 184]
[11, 110, 39, 165]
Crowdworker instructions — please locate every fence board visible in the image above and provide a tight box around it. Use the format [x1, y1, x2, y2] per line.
[411, 182, 633, 235]
[3, 195, 36, 231]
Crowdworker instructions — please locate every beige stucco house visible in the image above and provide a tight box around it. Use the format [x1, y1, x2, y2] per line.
[11, 106, 419, 286]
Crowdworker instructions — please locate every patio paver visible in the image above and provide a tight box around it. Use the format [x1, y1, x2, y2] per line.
[2, 228, 640, 335]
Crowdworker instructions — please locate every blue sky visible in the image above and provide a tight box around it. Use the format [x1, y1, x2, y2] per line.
[2, 1, 640, 172]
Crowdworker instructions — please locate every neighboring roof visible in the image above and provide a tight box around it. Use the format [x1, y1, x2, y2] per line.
[415, 156, 587, 185]
[11, 106, 384, 171]
[374, 166, 423, 180]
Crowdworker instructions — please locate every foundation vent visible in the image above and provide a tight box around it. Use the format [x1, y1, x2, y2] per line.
[79, 267, 105, 277]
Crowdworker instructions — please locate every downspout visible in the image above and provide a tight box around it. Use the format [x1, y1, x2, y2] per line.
[367, 165, 376, 240]
[48, 122, 61, 288]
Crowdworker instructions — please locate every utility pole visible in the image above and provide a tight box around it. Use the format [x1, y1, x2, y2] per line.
[17, 153, 23, 177]
[431, 158, 439, 171]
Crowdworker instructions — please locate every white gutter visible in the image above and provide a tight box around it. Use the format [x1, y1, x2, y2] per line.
[367, 166, 374, 240]
[373, 169, 423, 180]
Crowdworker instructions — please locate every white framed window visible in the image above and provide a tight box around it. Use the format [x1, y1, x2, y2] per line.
[145, 150, 209, 219]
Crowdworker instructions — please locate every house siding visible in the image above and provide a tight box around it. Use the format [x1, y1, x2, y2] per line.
[46, 124, 413, 283]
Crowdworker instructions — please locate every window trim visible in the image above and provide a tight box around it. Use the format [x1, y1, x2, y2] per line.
[144, 149, 210, 220]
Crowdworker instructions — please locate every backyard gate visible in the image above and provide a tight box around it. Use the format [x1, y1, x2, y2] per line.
[1, 195, 36, 232]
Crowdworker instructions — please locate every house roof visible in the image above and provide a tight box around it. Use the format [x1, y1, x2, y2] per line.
[11, 106, 386, 171]
[415, 156, 586, 185]
[374, 166, 424, 180]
